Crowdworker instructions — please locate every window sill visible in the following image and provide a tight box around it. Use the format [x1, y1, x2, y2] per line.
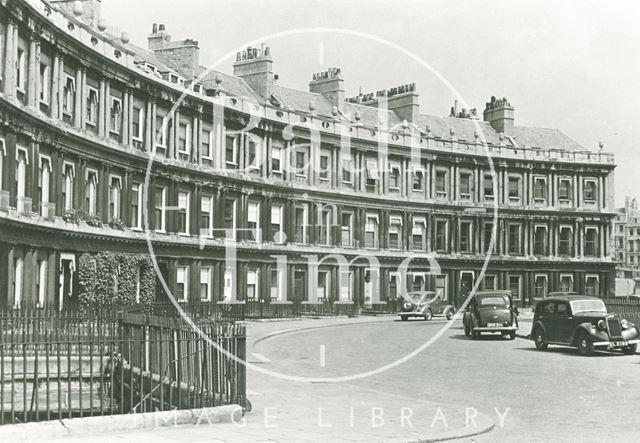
[132, 136, 144, 143]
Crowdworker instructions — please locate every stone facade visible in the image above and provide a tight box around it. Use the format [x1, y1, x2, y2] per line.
[0, 0, 618, 310]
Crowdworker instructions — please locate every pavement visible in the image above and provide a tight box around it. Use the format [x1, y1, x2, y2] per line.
[25, 315, 495, 442]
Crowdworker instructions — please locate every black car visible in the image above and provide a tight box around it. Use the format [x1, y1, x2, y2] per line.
[531, 295, 640, 356]
[463, 291, 519, 339]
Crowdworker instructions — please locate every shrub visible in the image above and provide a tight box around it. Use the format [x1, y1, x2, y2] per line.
[62, 209, 83, 224]
[109, 217, 126, 230]
[78, 252, 157, 310]
[85, 213, 103, 228]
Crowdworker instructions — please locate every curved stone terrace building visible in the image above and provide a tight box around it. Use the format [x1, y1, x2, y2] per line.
[0, 0, 617, 310]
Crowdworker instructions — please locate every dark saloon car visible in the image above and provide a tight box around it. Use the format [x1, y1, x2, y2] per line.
[399, 291, 456, 321]
[463, 291, 519, 339]
[531, 295, 640, 356]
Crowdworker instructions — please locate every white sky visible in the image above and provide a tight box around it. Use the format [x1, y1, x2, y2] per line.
[102, 0, 640, 207]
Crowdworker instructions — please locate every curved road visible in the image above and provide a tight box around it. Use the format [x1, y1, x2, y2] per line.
[249, 317, 640, 441]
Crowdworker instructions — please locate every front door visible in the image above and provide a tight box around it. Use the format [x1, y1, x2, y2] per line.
[58, 255, 76, 311]
[435, 275, 448, 305]
[294, 270, 307, 302]
[459, 271, 475, 307]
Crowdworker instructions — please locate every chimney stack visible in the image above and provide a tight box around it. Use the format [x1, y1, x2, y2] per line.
[147, 24, 200, 79]
[232, 45, 274, 98]
[386, 84, 419, 122]
[483, 96, 515, 135]
[148, 23, 171, 51]
[309, 68, 345, 110]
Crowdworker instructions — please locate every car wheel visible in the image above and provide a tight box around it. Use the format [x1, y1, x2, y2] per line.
[533, 329, 548, 351]
[472, 330, 480, 340]
[424, 309, 433, 321]
[508, 331, 516, 340]
[622, 343, 638, 355]
[446, 309, 454, 321]
[464, 320, 471, 337]
[577, 332, 594, 356]
[400, 315, 408, 322]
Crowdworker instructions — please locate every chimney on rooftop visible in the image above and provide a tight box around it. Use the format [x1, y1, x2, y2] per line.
[386, 84, 419, 122]
[483, 96, 515, 135]
[148, 23, 171, 51]
[148, 24, 200, 79]
[233, 44, 274, 98]
[309, 68, 345, 111]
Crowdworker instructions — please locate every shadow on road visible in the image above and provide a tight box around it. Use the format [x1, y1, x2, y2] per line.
[515, 346, 629, 358]
[449, 334, 513, 341]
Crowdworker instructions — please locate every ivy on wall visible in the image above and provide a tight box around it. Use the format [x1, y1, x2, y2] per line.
[78, 252, 157, 310]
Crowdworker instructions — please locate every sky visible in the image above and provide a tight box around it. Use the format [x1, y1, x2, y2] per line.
[101, 0, 640, 207]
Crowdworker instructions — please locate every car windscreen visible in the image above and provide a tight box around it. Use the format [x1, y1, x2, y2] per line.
[570, 299, 607, 314]
[407, 293, 430, 304]
[477, 295, 509, 307]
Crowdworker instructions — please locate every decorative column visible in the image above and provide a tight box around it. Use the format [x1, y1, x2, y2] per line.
[122, 89, 129, 146]
[4, 20, 17, 98]
[57, 55, 65, 120]
[150, 101, 157, 153]
[144, 100, 153, 152]
[73, 67, 82, 128]
[98, 79, 106, 137]
[79, 68, 87, 128]
[103, 80, 111, 135]
[51, 54, 60, 117]
[27, 37, 38, 108]
[192, 114, 200, 163]
[176, 110, 182, 158]
[168, 110, 176, 159]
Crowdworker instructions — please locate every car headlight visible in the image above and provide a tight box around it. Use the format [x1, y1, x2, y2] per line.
[597, 320, 607, 331]
[621, 319, 630, 330]
[403, 302, 413, 310]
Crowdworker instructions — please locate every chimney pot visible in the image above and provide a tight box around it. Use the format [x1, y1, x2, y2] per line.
[152, 23, 158, 33]
[159, 24, 165, 31]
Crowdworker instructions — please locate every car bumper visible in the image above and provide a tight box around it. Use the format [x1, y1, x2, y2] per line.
[592, 338, 640, 348]
[400, 313, 425, 317]
[473, 326, 518, 332]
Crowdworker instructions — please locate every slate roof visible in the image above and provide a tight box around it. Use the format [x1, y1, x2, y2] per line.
[129, 42, 587, 152]
[415, 114, 502, 145]
[511, 126, 585, 151]
[270, 85, 334, 117]
[197, 67, 261, 101]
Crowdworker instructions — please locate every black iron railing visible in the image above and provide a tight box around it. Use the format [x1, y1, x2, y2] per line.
[0, 309, 246, 426]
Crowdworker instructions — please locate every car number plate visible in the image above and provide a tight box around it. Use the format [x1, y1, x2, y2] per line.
[612, 341, 628, 347]
[487, 323, 501, 328]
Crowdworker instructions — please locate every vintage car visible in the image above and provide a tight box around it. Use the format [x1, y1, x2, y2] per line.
[463, 291, 519, 339]
[531, 295, 640, 356]
[399, 291, 456, 321]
